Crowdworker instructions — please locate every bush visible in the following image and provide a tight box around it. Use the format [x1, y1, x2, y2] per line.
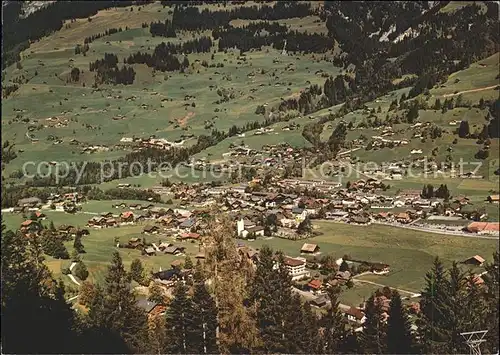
[61, 267, 71, 275]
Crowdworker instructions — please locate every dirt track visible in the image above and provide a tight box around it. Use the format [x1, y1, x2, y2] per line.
[441, 85, 499, 98]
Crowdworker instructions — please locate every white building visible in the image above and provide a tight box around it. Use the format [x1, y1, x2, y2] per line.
[282, 257, 310, 281]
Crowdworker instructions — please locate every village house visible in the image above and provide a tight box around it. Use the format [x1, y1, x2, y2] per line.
[301, 243, 320, 254]
[307, 279, 323, 293]
[395, 212, 411, 224]
[371, 263, 390, 275]
[120, 211, 135, 223]
[20, 219, 41, 234]
[127, 238, 143, 249]
[87, 216, 106, 228]
[144, 247, 156, 256]
[18, 197, 42, 208]
[344, 307, 366, 324]
[486, 195, 500, 203]
[135, 297, 166, 318]
[143, 225, 159, 234]
[463, 255, 486, 266]
[177, 232, 201, 241]
[310, 295, 329, 308]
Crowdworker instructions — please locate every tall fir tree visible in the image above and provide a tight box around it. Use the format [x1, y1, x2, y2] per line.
[482, 252, 499, 353]
[191, 281, 219, 354]
[88, 251, 148, 353]
[250, 246, 293, 353]
[359, 294, 387, 354]
[386, 290, 415, 354]
[165, 282, 196, 354]
[286, 294, 322, 353]
[322, 286, 348, 354]
[73, 233, 85, 253]
[417, 257, 450, 354]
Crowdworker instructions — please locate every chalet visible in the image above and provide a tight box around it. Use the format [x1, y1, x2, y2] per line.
[334, 271, 351, 282]
[177, 232, 200, 241]
[486, 195, 500, 203]
[20, 219, 41, 233]
[153, 268, 182, 282]
[463, 255, 485, 266]
[128, 238, 143, 249]
[371, 263, 390, 275]
[376, 212, 391, 221]
[178, 218, 196, 230]
[396, 212, 411, 224]
[143, 225, 159, 234]
[88, 216, 106, 227]
[135, 298, 161, 315]
[344, 307, 366, 324]
[144, 247, 156, 256]
[349, 216, 371, 225]
[245, 226, 265, 238]
[301, 243, 320, 254]
[310, 295, 328, 308]
[58, 224, 75, 234]
[18, 197, 42, 207]
[129, 203, 141, 210]
[163, 246, 185, 255]
[105, 218, 117, 227]
[35, 211, 46, 219]
[307, 279, 323, 291]
[120, 211, 134, 223]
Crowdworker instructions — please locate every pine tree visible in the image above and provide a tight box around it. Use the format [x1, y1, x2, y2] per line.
[74, 260, 89, 281]
[417, 257, 450, 354]
[73, 233, 85, 253]
[287, 295, 322, 353]
[458, 120, 470, 138]
[88, 251, 148, 353]
[386, 290, 415, 354]
[359, 294, 386, 354]
[483, 252, 499, 353]
[130, 258, 145, 285]
[251, 246, 293, 353]
[184, 255, 194, 269]
[322, 286, 348, 353]
[165, 282, 196, 354]
[191, 281, 219, 354]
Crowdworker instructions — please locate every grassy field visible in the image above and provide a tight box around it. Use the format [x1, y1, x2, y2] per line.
[2, 211, 497, 305]
[242, 221, 498, 291]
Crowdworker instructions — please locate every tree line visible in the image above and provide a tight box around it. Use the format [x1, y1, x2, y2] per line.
[171, 2, 312, 31]
[213, 23, 332, 54]
[124, 37, 212, 72]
